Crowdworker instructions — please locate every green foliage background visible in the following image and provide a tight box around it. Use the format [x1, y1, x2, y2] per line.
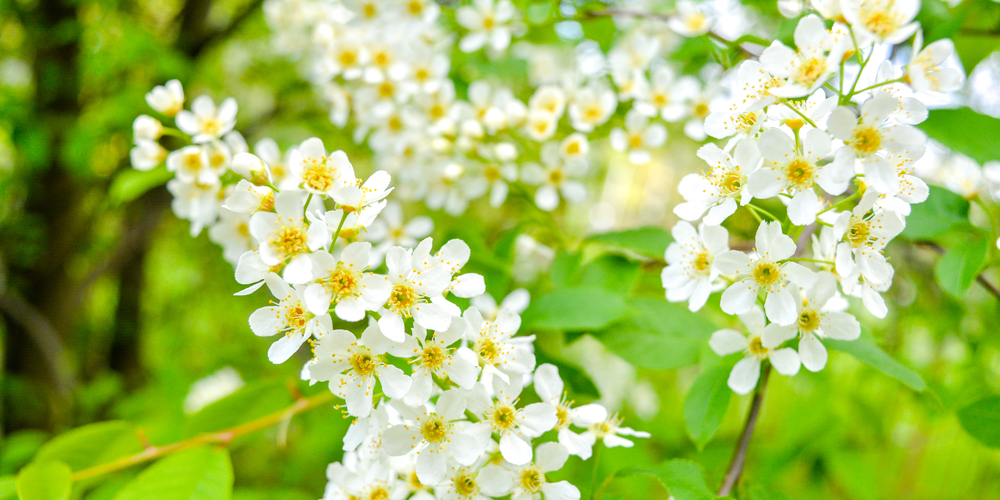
[2, 0, 1000, 499]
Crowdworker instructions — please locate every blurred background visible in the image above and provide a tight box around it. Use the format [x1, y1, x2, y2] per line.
[2, 0, 1000, 499]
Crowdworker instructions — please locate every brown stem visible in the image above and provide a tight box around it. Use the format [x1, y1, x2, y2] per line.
[717, 363, 771, 496]
[70, 390, 335, 481]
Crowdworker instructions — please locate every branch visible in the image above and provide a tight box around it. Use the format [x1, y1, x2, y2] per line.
[718, 363, 770, 496]
[916, 241, 1000, 302]
[71, 390, 336, 481]
[0, 288, 78, 397]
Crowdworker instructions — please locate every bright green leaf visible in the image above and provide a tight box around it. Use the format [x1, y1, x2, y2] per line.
[1, 476, 17, 500]
[600, 330, 704, 370]
[958, 395, 1000, 448]
[186, 378, 294, 435]
[616, 460, 715, 500]
[934, 229, 989, 298]
[113, 447, 233, 500]
[584, 226, 673, 259]
[34, 421, 142, 473]
[918, 108, 1000, 165]
[522, 287, 627, 331]
[576, 254, 641, 295]
[15, 461, 72, 500]
[107, 168, 173, 206]
[827, 337, 926, 391]
[627, 298, 718, 338]
[902, 185, 969, 240]
[684, 365, 733, 449]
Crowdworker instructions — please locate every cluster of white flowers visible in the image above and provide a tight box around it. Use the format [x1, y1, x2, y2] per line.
[662, 1, 966, 394]
[131, 82, 648, 500]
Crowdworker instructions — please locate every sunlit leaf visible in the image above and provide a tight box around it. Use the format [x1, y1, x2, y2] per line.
[113, 447, 233, 500]
[584, 226, 673, 259]
[919, 108, 1000, 164]
[901, 185, 970, 240]
[934, 228, 989, 298]
[827, 337, 926, 391]
[15, 461, 72, 500]
[34, 422, 142, 473]
[616, 460, 716, 500]
[684, 365, 732, 449]
[522, 287, 627, 331]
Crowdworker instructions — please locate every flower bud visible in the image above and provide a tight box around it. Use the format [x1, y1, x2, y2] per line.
[133, 115, 163, 141]
[231, 152, 271, 186]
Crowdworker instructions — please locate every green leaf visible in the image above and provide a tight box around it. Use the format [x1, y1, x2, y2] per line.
[113, 447, 233, 500]
[826, 337, 926, 391]
[1, 431, 49, 475]
[616, 460, 715, 500]
[34, 421, 142, 473]
[957, 395, 1000, 448]
[934, 228, 989, 298]
[584, 227, 673, 259]
[902, 185, 970, 240]
[522, 287, 627, 331]
[1, 476, 17, 500]
[576, 254, 641, 295]
[953, 35, 1000, 72]
[684, 365, 733, 449]
[15, 461, 72, 500]
[186, 378, 294, 435]
[107, 168, 173, 206]
[918, 108, 1000, 164]
[598, 298, 716, 370]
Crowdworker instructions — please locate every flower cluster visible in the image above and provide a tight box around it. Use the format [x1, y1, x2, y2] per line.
[662, 5, 965, 394]
[131, 85, 646, 500]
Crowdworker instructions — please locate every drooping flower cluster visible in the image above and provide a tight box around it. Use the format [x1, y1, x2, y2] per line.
[131, 85, 646, 500]
[662, 6, 965, 394]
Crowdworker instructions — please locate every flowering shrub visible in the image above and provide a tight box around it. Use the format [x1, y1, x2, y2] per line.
[7, 0, 1000, 499]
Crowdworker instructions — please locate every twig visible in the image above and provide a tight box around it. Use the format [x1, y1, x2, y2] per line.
[916, 241, 1000, 302]
[71, 390, 336, 481]
[717, 363, 771, 496]
[0, 288, 78, 397]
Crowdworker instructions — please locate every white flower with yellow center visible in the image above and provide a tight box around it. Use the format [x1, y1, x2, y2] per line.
[521, 142, 587, 212]
[588, 413, 650, 449]
[289, 137, 358, 203]
[306, 324, 413, 418]
[437, 463, 514, 500]
[749, 128, 850, 226]
[249, 190, 330, 284]
[304, 243, 391, 322]
[842, 0, 920, 44]
[760, 15, 844, 98]
[907, 30, 965, 93]
[404, 320, 480, 407]
[506, 442, 580, 500]
[250, 273, 332, 364]
[662, 221, 730, 312]
[463, 306, 534, 381]
[674, 139, 761, 226]
[145, 79, 184, 117]
[667, 0, 715, 37]
[715, 221, 819, 325]
[208, 208, 255, 265]
[175, 95, 237, 143]
[378, 245, 454, 342]
[832, 193, 904, 287]
[840, 264, 892, 318]
[166, 145, 215, 185]
[634, 66, 698, 122]
[465, 377, 557, 465]
[609, 109, 667, 165]
[709, 307, 802, 394]
[165, 178, 221, 237]
[704, 61, 784, 140]
[533, 364, 608, 460]
[567, 84, 617, 133]
[827, 92, 927, 195]
[383, 391, 488, 485]
[761, 272, 861, 371]
[528, 85, 566, 118]
[321, 457, 400, 500]
[470, 289, 530, 322]
[456, 0, 518, 54]
[365, 201, 434, 267]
